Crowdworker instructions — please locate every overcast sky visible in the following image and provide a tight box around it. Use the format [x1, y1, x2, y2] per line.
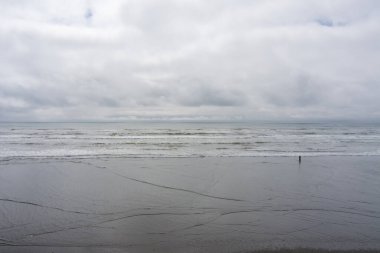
[1, 0, 380, 121]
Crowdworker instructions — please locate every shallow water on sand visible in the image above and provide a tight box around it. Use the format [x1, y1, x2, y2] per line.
[0, 156, 380, 252]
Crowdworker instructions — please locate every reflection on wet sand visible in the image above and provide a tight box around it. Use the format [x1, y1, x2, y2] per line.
[0, 156, 380, 252]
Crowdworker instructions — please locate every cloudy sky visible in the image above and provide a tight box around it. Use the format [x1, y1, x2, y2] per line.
[1, 0, 380, 121]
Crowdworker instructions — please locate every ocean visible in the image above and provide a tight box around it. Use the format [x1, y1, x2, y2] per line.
[1, 121, 380, 159]
[1, 121, 380, 252]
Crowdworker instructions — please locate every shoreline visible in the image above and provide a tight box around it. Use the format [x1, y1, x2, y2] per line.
[2, 153, 380, 161]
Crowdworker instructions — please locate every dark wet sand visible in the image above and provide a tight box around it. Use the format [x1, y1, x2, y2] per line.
[0, 156, 380, 252]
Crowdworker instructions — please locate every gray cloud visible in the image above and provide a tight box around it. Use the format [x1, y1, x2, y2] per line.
[176, 85, 245, 107]
[0, 0, 380, 121]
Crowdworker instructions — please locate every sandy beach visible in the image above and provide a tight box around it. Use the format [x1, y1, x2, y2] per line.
[0, 156, 380, 252]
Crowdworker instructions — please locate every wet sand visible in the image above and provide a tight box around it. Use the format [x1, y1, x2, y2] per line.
[0, 156, 380, 252]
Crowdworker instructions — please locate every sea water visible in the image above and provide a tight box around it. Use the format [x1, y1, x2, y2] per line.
[1, 121, 380, 159]
[1, 122, 380, 252]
